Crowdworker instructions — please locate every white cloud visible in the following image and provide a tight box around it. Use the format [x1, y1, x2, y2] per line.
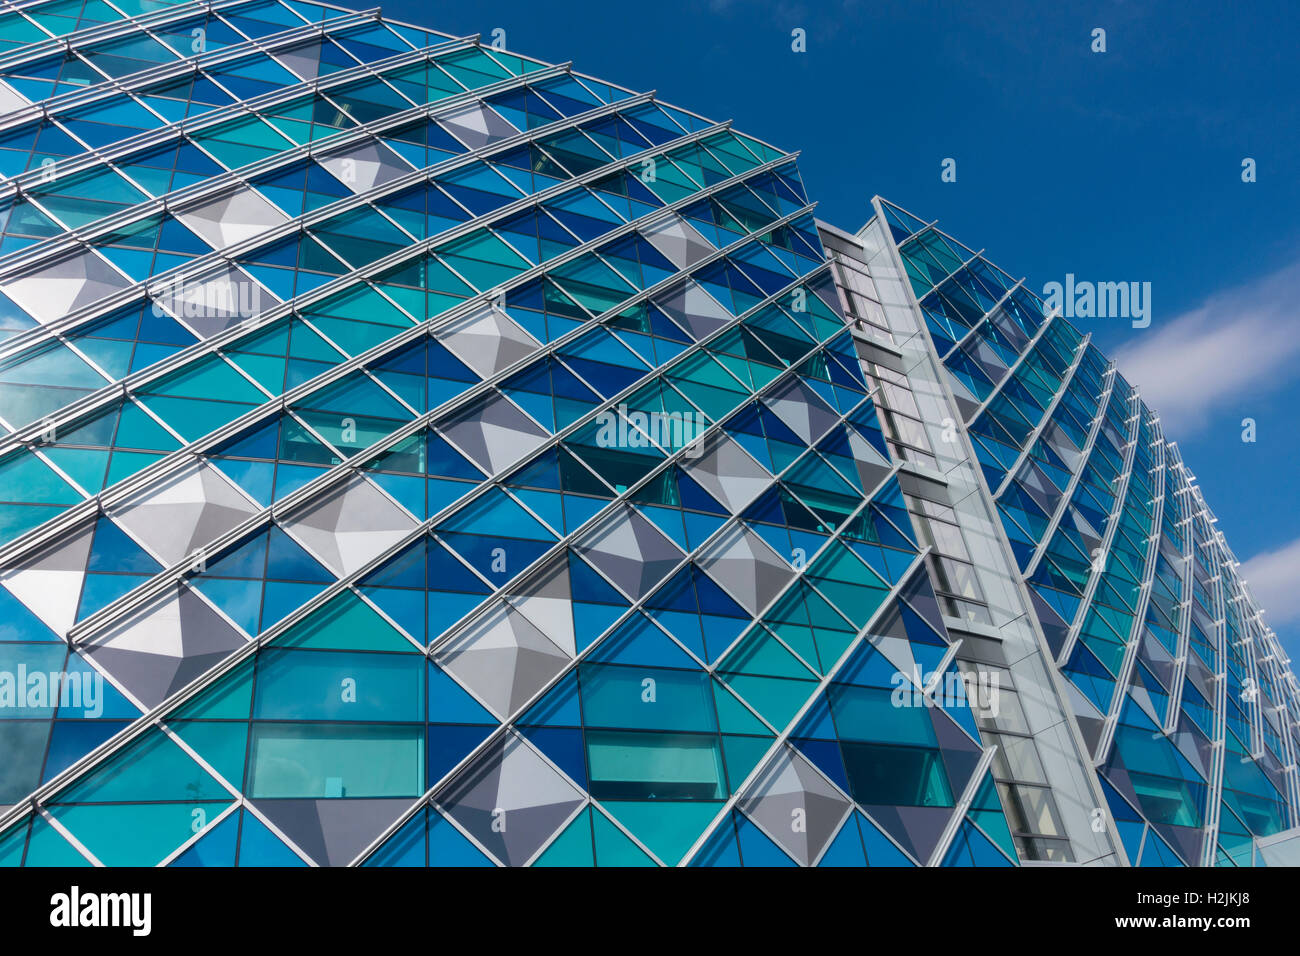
[1240, 536, 1300, 628]
[1112, 259, 1300, 434]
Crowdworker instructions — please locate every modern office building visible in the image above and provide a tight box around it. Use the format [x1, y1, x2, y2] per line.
[0, 0, 1294, 867]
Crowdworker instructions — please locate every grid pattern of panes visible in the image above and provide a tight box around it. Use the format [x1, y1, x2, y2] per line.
[0, 1, 1023, 868]
[880, 198, 1300, 867]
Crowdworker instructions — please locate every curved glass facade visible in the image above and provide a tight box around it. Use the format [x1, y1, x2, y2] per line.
[0, 0, 1292, 868]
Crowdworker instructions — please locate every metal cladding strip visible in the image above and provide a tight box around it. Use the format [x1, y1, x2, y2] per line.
[1198, 511, 1230, 866]
[991, 330, 1091, 501]
[893, 234, 991, 345]
[1054, 385, 1141, 671]
[2, 0, 141, 14]
[63, 197, 821, 645]
[0, 260, 861, 852]
[0, 31, 486, 239]
[1161, 447, 1198, 735]
[0, 0, 271, 72]
[959, 307, 1062, 428]
[1093, 408, 1165, 767]
[1255, 637, 1299, 796]
[926, 746, 999, 867]
[64, 243, 831, 725]
[0, 5, 383, 132]
[0, 59, 590, 352]
[0, 126, 784, 571]
[0, 82, 668, 371]
[1248, 603, 1290, 765]
[1023, 363, 1116, 582]
[17, 181, 796, 651]
[860, 197, 1125, 865]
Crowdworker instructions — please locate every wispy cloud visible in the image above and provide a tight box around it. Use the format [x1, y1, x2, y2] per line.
[1112, 259, 1300, 434]
[1240, 536, 1300, 629]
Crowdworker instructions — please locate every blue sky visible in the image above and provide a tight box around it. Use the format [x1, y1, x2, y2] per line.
[384, 0, 1300, 651]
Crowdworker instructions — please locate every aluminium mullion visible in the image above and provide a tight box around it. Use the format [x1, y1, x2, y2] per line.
[960, 308, 1062, 427]
[0, 32, 479, 198]
[869, 201, 938, 244]
[1198, 537, 1230, 866]
[0, 0, 257, 71]
[0, 0, 219, 28]
[4, 9, 382, 139]
[695, 456, 900, 681]
[0, 86, 678, 458]
[0, 121, 774, 571]
[991, 332, 1090, 500]
[0, 31, 481, 211]
[155, 799, 245, 867]
[871, 198, 1019, 290]
[34, 805, 102, 866]
[0, 56, 568, 295]
[3, 254, 841, 844]
[1233, 584, 1269, 762]
[1092, 414, 1165, 766]
[371, 539, 933, 869]
[926, 745, 1000, 866]
[0, 126, 769, 587]
[2, 72, 635, 358]
[65, 239, 827, 650]
[938, 277, 1027, 363]
[1249, 624, 1300, 825]
[1022, 364, 1115, 581]
[1053, 387, 1141, 670]
[674, 550, 934, 867]
[1161, 462, 1198, 735]
[365, 499, 924, 867]
[61, 201, 822, 641]
[412, 401, 900, 729]
[902, 238, 987, 306]
[417, 460, 911, 866]
[1269, 650, 1300, 826]
[0, 7, 381, 132]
